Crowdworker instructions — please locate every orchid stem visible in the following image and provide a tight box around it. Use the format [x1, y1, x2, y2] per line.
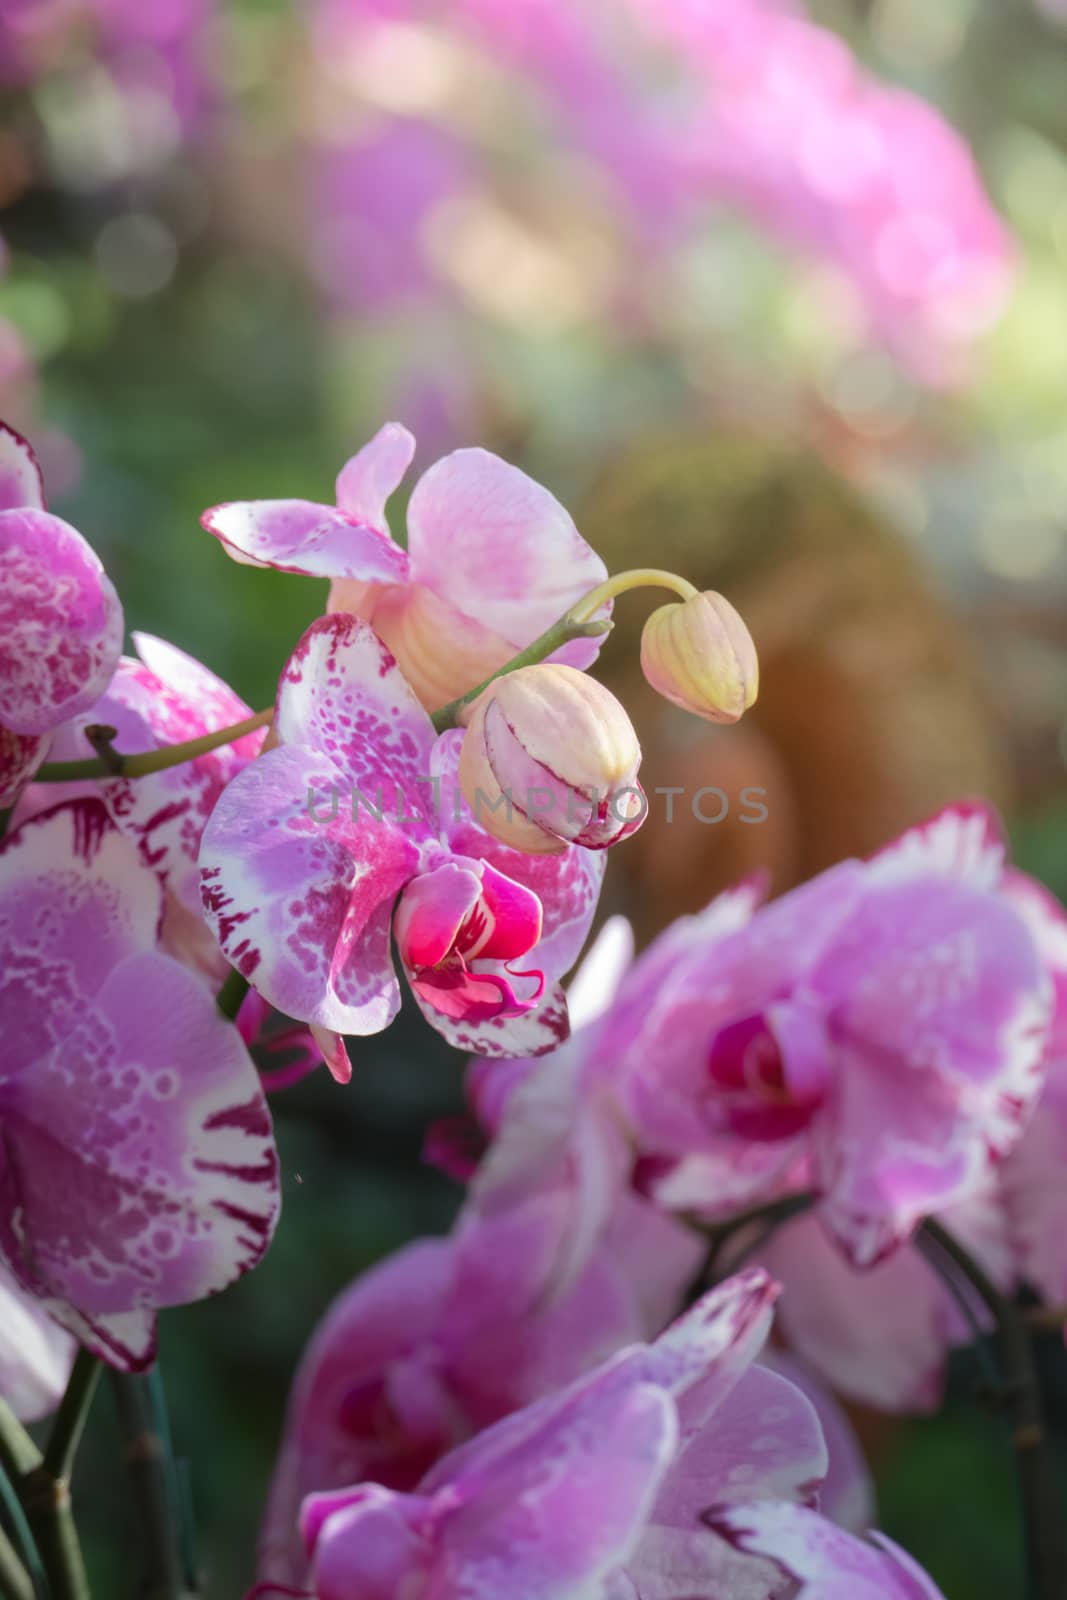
[0, 1524, 33, 1600]
[110, 1372, 195, 1599]
[430, 566, 701, 731]
[0, 1393, 88, 1600]
[430, 618, 611, 733]
[918, 1219, 1065, 1600]
[42, 1354, 100, 1486]
[34, 710, 273, 784]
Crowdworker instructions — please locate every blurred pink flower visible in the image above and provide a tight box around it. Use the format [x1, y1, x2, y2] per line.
[0, 423, 123, 805]
[0, 799, 279, 1370]
[597, 803, 1050, 1268]
[202, 422, 608, 711]
[755, 860, 1067, 1413]
[297, 1270, 836, 1600]
[199, 614, 604, 1060]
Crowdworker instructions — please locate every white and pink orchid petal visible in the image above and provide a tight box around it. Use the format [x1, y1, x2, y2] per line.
[0, 1266, 75, 1421]
[406, 446, 609, 662]
[617, 1365, 827, 1600]
[0, 805, 278, 1372]
[631, 1270, 778, 1434]
[334, 422, 415, 527]
[762, 1351, 875, 1532]
[199, 743, 420, 1035]
[275, 615, 437, 804]
[0, 508, 123, 735]
[865, 801, 1005, 892]
[407, 975, 569, 1058]
[710, 1503, 948, 1598]
[811, 876, 1051, 1264]
[201, 498, 409, 583]
[0, 420, 45, 511]
[395, 862, 483, 971]
[408, 962, 540, 1025]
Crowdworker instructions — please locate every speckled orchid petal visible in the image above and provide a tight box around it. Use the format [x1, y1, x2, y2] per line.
[406, 974, 569, 1057]
[200, 742, 420, 1035]
[0, 420, 44, 511]
[614, 1365, 827, 1600]
[0, 1266, 75, 1421]
[0, 507, 123, 735]
[711, 1504, 948, 1598]
[0, 802, 279, 1371]
[810, 873, 1050, 1265]
[334, 421, 415, 526]
[201, 498, 409, 584]
[406, 446, 610, 667]
[864, 799, 1005, 892]
[200, 616, 439, 1035]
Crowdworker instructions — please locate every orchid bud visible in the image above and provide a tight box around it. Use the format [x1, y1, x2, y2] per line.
[640, 590, 758, 724]
[458, 663, 645, 854]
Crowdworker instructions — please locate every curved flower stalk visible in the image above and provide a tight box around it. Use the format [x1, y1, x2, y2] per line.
[199, 614, 605, 1069]
[0, 799, 280, 1370]
[0, 425, 123, 805]
[201, 422, 610, 711]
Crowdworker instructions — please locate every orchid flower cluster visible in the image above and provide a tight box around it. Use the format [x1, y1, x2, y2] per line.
[0, 412, 1065, 1600]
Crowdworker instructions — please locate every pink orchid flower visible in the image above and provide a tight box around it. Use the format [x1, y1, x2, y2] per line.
[260, 983, 697, 1585]
[199, 614, 604, 1063]
[0, 799, 279, 1370]
[200, 422, 608, 710]
[748, 841, 1067, 1415]
[0, 422, 123, 804]
[297, 1270, 837, 1600]
[591, 803, 1051, 1268]
[712, 1502, 948, 1599]
[0, 1264, 75, 1421]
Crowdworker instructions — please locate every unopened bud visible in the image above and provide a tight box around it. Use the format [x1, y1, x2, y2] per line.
[640, 590, 757, 724]
[458, 664, 645, 854]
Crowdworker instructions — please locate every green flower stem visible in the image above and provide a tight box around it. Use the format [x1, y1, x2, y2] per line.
[430, 618, 612, 733]
[109, 1374, 193, 1600]
[918, 1218, 1066, 1600]
[0, 1386, 90, 1600]
[42, 1354, 101, 1486]
[0, 1523, 34, 1600]
[34, 710, 274, 784]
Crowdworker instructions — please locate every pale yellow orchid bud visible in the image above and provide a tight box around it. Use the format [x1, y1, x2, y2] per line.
[458, 663, 645, 855]
[640, 590, 758, 723]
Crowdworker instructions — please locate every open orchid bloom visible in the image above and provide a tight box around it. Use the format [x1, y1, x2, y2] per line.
[199, 614, 604, 1063]
[748, 856, 1067, 1416]
[0, 800, 279, 1370]
[592, 804, 1051, 1267]
[298, 1270, 834, 1600]
[711, 1503, 948, 1599]
[0, 423, 123, 803]
[201, 422, 609, 710]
